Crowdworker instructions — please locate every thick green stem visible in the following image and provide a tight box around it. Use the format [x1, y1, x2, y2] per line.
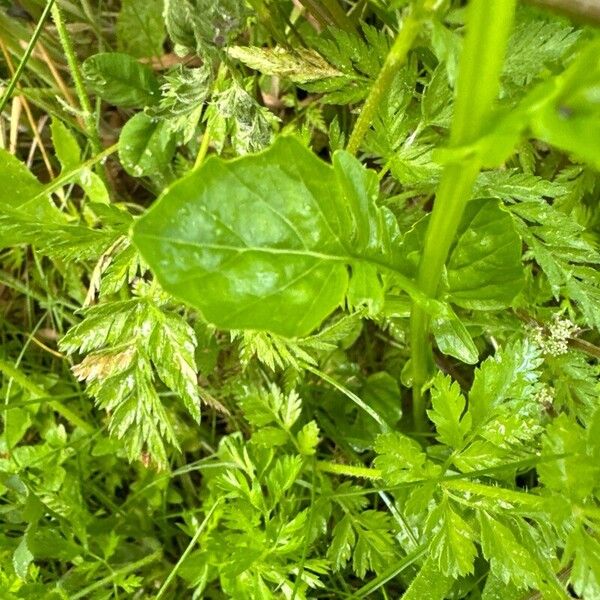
[50, 3, 102, 155]
[409, 0, 517, 430]
[346, 8, 423, 155]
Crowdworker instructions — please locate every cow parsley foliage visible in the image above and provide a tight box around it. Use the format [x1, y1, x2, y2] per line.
[1, 0, 599, 598]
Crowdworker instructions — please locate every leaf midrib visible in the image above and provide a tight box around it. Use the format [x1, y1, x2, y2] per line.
[134, 231, 427, 304]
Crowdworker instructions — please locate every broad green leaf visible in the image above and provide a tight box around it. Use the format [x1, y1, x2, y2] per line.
[361, 372, 402, 427]
[133, 136, 401, 337]
[78, 168, 110, 204]
[83, 52, 160, 108]
[4, 407, 32, 450]
[50, 118, 80, 170]
[346, 262, 385, 315]
[447, 199, 524, 310]
[117, 0, 165, 58]
[119, 112, 177, 177]
[428, 373, 471, 449]
[50, 119, 109, 203]
[427, 498, 477, 577]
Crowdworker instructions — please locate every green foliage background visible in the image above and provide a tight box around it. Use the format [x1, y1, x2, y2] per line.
[0, 0, 599, 598]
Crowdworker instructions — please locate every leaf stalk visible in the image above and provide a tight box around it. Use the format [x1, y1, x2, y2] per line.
[346, 6, 425, 155]
[50, 3, 102, 155]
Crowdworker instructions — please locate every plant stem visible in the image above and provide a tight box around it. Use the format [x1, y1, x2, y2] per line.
[194, 122, 213, 169]
[349, 546, 427, 598]
[50, 3, 102, 155]
[71, 550, 161, 600]
[302, 363, 388, 429]
[155, 499, 221, 599]
[0, 0, 56, 114]
[409, 0, 517, 430]
[346, 8, 423, 155]
[31, 142, 118, 202]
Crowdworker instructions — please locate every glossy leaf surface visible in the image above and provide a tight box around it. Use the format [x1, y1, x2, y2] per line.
[119, 112, 177, 177]
[133, 136, 400, 337]
[447, 198, 524, 310]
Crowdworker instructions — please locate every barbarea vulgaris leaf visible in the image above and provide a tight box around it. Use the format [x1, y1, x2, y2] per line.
[446, 198, 524, 310]
[133, 136, 402, 337]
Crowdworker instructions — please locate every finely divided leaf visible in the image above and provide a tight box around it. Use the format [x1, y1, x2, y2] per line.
[401, 556, 454, 600]
[478, 512, 541, 589]
[468, 340, 541, 427]
[60, 296, 201, 467]
[374, 432, 441, 484]
[428, 373, 471, 449]
[427, 498, 477, 577]
[228, 46, 343, 84]
[538, 414, 599, 501]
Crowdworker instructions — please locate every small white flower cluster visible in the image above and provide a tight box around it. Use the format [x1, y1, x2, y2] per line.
[529, 313, 579, 357]
[534, 384, 555, 408]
